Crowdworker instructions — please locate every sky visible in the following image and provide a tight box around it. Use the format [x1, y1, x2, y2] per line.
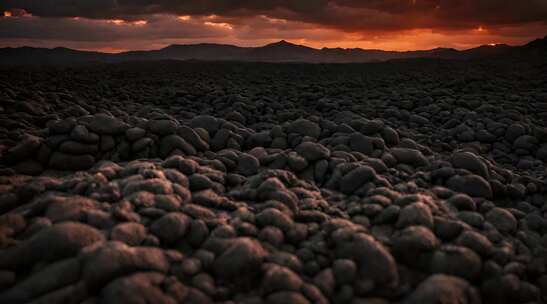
[1, 1, 547, 52]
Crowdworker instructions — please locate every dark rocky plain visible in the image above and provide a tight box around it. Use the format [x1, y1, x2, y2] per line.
[0, 53, 547, 304]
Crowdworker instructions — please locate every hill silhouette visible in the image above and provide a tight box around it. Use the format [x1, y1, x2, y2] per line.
[1, 35, 545, 65]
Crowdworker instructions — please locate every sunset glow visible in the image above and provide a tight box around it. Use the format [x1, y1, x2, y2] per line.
[107, 19, 147, 26]
[109, 19, 125, 25]
[204, 21, 233, 30]
[0, 1, 545, 51]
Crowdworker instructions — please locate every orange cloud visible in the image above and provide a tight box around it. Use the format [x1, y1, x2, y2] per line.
[107, 19, 147, 26]
[0, 0, 546, 52]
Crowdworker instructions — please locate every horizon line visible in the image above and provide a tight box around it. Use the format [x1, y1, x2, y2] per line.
[2, 36, 542, 54]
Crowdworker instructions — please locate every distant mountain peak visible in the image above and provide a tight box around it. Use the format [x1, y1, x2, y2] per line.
[525, 35, 547, 48]
[264, 40, 305, 48]
[2, 35, 545, 65]
[162, 42, 236, 49]
[273, 40, 290, 45]
[161, 44, 185, 51]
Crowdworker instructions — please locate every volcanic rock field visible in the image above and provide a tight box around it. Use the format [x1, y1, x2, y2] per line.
[1, 58, 547, 303]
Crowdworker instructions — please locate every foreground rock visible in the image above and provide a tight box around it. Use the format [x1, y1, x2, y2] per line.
[1, 59, 547, 303]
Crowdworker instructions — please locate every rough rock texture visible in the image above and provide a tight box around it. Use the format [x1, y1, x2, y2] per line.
[1, 58, 547, 303]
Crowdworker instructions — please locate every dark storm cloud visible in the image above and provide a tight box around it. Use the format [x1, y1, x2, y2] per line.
[1, 1, 546, 51]
[2, 0, 546, 31]
[0, 15, 229, 41]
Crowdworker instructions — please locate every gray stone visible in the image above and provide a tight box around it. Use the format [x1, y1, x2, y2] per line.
[178, 125, 209, 151]
[98, 272, 174, 304]
[391, 148, 429, 167]
[70, 125, 99, 143]
[335, 234, 398, 288]
[446, 174, 492, 199]
[381, 127, 399, 146]
[513, 135, 537, 150]
[455, 230, 493, 256]
[287, 152, 308, 172]
[48, 118, 76, 134]
[262, 264, 303, 294]
[190, 115, 219, 134]
[313, 268, 335, 297]
[486, 207, 517, 233]
[430, 245, 482, 280]
[237, 153, 260, 176]
[396, 202, 434, 229]
[0, 258, 81, 303]
[256, 208, 294, 233]
[44, 196, 98, 223]
[296, 142, 330, 162]
[213, 237, 266, 279]
[160, 135, 196, 157]
[339, 166, 376, 194]
[148, 119, 178, 136]
[332, 259, 357, 285]
[447, 193, 476, 211]
[110, 222, 147, 246]
[393, 225, 439, 263]
[349, 133, 373, 155]
[505, 123, 525, 142]
[150, 212, 190, 244]
[404, 274, 480, 304]
[123, 178, 173, 196]
[126, 127, 146, 141]
[288, 119, 321, 138]
[132, 137, 153, 152]
[0, 222, 104, 270]
[451, 152, 489, 178]
[81, 242, 169, 290]
[82, 114, 128, 135]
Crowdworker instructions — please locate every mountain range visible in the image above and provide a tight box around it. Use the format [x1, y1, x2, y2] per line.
[1, 35, 546, 65]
